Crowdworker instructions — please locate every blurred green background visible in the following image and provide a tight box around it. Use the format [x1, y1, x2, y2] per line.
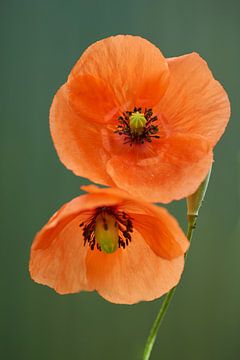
[1, 0, 239, 359]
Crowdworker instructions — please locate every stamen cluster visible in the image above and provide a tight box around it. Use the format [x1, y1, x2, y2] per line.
[79, 206, 133, 251]
[115, 107, 160, 145]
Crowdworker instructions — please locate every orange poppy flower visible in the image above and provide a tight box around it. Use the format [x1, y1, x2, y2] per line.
[50, 35, 230, 203]
[29, 186, 189, 304]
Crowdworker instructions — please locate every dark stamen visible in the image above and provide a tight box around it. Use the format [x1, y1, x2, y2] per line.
[115, 107, 160, 145]
[79, 207, 133, 251]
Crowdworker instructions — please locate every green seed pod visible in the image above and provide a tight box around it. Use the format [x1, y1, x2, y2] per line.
[129, 111, 147, 135]
[94, 213, 119, 254]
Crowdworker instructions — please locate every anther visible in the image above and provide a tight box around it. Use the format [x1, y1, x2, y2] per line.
[115, 107, 160, 145]
[80, 207, 134, 252]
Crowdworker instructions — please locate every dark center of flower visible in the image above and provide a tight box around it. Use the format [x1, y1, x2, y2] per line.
[79, 207, 133, 253]
[115, 107, 160, 145]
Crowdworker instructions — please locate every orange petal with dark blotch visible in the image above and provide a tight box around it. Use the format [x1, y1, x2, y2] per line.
[86, 230, 185, 304]
[157, 53, 230, 146]
[106, 133, 213, 203]
[50, 84, 114, 185]
[69, 35, 169, 109]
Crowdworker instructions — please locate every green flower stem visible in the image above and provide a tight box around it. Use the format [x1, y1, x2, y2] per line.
[142, 214, 197, 360]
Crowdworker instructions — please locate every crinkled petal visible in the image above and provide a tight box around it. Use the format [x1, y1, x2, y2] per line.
[30, 215, 90, 294]
[132, 210, 188, 259]
[157, 53, 230, 146]
[29, 193, 123, 294]
[69, 35, 169, 110]
[50, 84, 113, 184]
[67, 74, 119, 124]
[86, 230, 184, 304]
[106, 133, 213, 203]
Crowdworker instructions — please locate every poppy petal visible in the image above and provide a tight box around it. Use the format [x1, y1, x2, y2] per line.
[131, 210, 188, 259]
[67, 74, 119, 124]
[81, 185, 187, 258]
[157, 53, 230, 146]
[30, 214, 90, 294]
[69, 35, 169, 109]
[29, 193, 123, 294]
[50, 84, 114, 185]
[86, 230, 184, 304]
[106, 133, 213, 203]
